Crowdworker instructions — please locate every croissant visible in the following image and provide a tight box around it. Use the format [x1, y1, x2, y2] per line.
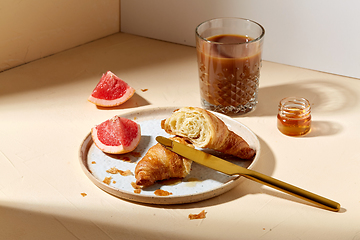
[135, 137, 193, 187]
[161, 107, 255, 159]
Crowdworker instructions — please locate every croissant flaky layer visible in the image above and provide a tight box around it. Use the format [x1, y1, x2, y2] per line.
[135, 137, 193, 187]
[161, 107, 255, 159]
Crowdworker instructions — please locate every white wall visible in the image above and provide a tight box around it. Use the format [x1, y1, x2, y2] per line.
[0, 0, 119, 72]
[121, 0, 360, 79]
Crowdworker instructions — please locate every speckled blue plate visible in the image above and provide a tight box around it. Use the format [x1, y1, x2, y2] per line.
[79, 106, 260, 204]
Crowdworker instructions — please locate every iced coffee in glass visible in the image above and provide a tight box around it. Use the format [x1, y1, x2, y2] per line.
[196, 18, 265, 115]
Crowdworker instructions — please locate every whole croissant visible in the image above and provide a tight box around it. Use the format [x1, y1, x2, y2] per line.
[135, 137, 193, 187]
[161, 107, 255, 159]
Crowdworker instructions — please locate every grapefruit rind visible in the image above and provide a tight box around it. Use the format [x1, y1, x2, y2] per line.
[91, 116, 141, 154]
[88, 71, 135, 107]
[88, 88, 135, 107]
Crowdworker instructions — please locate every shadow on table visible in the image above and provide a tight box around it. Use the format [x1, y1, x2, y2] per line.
[304, 120, 343, 138]
[250, 79, 358, 117]
[95, 93, 151, 110]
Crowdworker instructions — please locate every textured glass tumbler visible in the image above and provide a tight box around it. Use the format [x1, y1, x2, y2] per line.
[196, 18, 265, 115]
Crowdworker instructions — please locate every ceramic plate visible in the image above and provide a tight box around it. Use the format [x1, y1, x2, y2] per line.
[79, 106, 260, 204]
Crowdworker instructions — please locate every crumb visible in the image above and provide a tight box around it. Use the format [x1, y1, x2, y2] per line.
[131, 182, 142, 189]
[141, 89, 148, 92]
[113, 181, 116, 184]
[130, 151, 141, 157]
[134, 117, 137, 120]
[154, 189, 172, 196]
[103, 176, 112, 185]
[106, 167, 133, 176]
[188, 210, 207, 220]
[81, 193, 87, 197]
[134, 189, 141, 194]
[106, 167, 119, 174]
[119, 169, 133, 176]
[91, 161, 96, 164]
[121, 156, 131, 162]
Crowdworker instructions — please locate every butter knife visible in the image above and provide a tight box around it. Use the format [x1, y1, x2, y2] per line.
[156, 136, 340, 212]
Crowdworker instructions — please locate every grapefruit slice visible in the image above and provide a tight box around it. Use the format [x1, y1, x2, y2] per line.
[91, 115, 141, 154]
[88, 71, 135, 107]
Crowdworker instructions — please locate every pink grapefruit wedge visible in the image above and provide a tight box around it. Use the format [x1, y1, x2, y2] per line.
[91, 115, 141, 154]
[88, 71, 135, 107]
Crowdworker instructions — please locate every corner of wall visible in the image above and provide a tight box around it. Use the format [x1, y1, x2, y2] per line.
[0, 0, 120, 72]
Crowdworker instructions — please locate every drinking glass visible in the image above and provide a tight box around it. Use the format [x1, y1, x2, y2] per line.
[196, 18, 265, 115]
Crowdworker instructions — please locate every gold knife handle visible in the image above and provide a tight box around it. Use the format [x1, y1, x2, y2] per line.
[241, 168, 340, 212]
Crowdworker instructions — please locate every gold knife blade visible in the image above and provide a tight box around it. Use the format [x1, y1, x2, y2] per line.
[156, 136, 340, 212]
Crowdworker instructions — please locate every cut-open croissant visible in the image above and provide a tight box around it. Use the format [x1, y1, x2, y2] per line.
[135, 137, 193, 187]
[161, 107, 255, 159]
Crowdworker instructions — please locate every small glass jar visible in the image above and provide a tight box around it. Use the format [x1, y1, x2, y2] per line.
[277, 97, 311, 136]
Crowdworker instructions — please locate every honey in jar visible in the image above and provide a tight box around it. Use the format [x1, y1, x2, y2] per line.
[277, 97, 311, 136]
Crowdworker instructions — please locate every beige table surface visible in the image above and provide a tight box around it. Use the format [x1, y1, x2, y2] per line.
[1, 33, 360, 240]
